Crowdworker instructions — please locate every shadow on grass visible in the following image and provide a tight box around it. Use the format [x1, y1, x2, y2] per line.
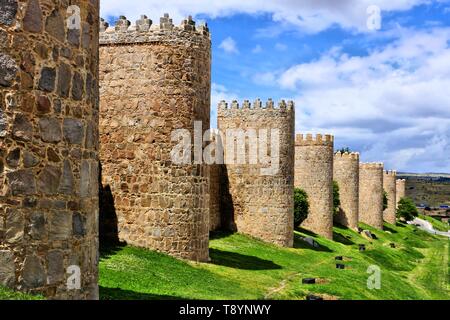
[209, 230, 235, 241]
[209, 248, 282, 270]
[100, 242, 127, 259]
[295, 227, 318, 238]
[383, 225, 398, 234]
[100, 286, 184, 300]
[333, 231, 355, 245]
[293, 233, 333, 252]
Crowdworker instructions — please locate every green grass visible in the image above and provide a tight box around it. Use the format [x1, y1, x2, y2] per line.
[0, 286, 44, 300]
[99, 218, 450, 300]
[419, 214, 449, 232]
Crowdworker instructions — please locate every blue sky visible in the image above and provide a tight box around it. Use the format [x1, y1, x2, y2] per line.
[101, 0, 450, 173]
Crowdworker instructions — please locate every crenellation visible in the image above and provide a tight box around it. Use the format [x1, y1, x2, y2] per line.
[295, 133, 334, 146]
[217, 99, 295, 115]
[334, 151, 360, 160]
[99, 14, 210, 46]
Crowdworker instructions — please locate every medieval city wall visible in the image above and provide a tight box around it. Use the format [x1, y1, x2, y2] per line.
[359, 163, 384, 230]
[217, 99, 295, 247]
[333, 152, 360, 230]
[295, 134, 334, 239]
[396, 179, 406, 207]
[0, 0, 99, 299]
[99, 14, 211, 262]
[383, 170, 397, 225]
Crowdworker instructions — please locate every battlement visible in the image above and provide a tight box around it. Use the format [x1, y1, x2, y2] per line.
[295, 134, 334, 147]
[334, 151, 360, 160]
[100, 14, 210, 45]
[217, 99, 295, 119]
[397, 179, 406, 183]
[384, 170, 397, 176]
[360, 162, 384, 170]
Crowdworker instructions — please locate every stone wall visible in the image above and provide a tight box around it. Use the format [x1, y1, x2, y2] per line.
[383, 170, 397, 225]
[333, 152, 360, 230]
[396, 179, 406, 207]
[209, 163, 222, 231]
[359, 163, 384, 230]
[99, 15, 211, 262]
[217, 99, 295, 247]
[0, 0, 99, 299]
[295, 134, 334, 239]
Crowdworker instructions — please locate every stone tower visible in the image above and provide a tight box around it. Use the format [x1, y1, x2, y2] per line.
[359, 163, 384, 230]
[383, 170, 397, 225]
[396, 179, 406, 207]
[333, 152, 360, 230]
[0, 1, 99, 299]
[217, 99, 295, 247]
[99, 15, 211, 262]
[295, 134, 334, 239]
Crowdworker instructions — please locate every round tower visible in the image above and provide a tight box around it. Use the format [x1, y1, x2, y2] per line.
[217, 99, 295, 247]
[99, 14, 211, 261]
[383, 170, 397, 225]
[295, 134, 334, 239]
[359, 163, 384, 230]
[333, 152, 360, 230]
[0, 1, 99, 299]
[396, 179, 406, 208]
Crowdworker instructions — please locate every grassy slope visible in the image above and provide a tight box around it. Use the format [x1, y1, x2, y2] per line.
[0, 286, 43, 300]
[99, 220, 450, 300]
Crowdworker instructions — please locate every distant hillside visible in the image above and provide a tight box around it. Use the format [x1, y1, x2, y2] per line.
[397, 173, 450, 206]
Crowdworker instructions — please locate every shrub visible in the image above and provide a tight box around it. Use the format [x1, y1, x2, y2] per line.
[383, 190, 388, 211]
[294, 188, 309, 226]
[333, 180, 341, 215]
[396, 197, 419, 222]
[336, 147, 351, 153]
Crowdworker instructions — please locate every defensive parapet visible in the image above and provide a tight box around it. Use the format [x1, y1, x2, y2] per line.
[333, 152, 360, 230]
[99, 14, 211, 262]
[383, 170, 397, 225]
[0, 1, 99, 299]
[295, 134, 334, 239]
[99, 14, 210, 45]
[359, 163, 384, 230]
[217, 99, 295, 247]
[396, 179, 406, 208]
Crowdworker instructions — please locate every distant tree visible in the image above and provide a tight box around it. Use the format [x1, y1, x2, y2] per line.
[383, 190, 388, 211]
[396, 197, 419, 222]
[337, 147, 351, 153]
[294, 188, 309, 226]
[333, 181, 341, 215]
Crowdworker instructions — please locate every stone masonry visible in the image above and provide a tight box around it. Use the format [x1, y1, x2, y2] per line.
[0, 0, 99, 299]
[217, 99, 295, 247]
[333, 152, 360, 230]
[396, 179, 406, 208]
[359, 163, 384, 230]
[383, 170, 397, 225]
[99, 15, 211, 262]
[295, 134, 334, 239]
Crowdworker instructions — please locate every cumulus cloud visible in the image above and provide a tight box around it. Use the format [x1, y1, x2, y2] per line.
[219, 37, 239, 54]
[281, 27, 450, 172]
[100, 0, 430, 33]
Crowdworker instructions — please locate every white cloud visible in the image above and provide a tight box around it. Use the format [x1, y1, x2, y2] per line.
[219, 37, 239, 54]
[100, 0, 430, 34]
[280, 27, 450, 172]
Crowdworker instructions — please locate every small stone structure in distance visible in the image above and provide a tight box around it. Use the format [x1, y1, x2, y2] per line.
[0, 0, 100, 299]
[359, 163, 384, 230]
[383, 170, 397, 225]
[396, 179, 406, 208]
[295, 134, 334, 239]
[333, 152, 360, 230]
[217, 99, 295, 247]
[98, 14, 211, 262]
